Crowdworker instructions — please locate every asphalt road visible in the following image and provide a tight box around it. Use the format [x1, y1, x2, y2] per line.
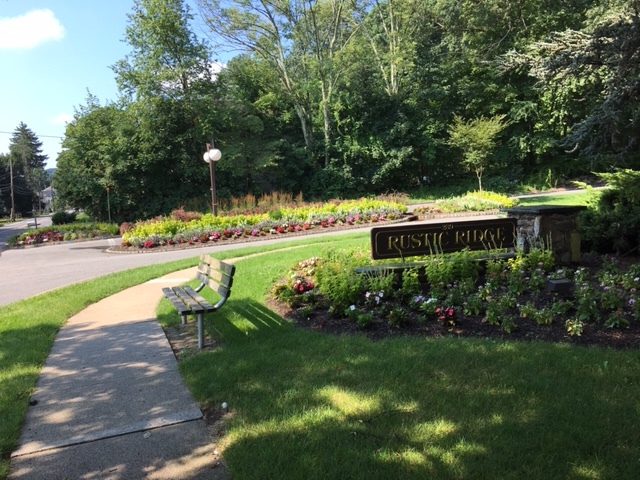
[0, 225, 376, 306]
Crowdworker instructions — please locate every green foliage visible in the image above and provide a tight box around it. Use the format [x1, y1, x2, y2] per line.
[386, 307, 408, 328]
[415, 191, 517, 215]
[520, 303, 554, 326]
[363, 270, 395, 299]
[1, 123, 47, 218]
[580, 169, 640, 254]
[52, 211, 77, 225]
[447, 115, 509, 193]
[288, 242, 639, 339]
[502, 1, 640, 161]
[314, 247, 370, 312]
[399, 267, 421, 298]
[345, 305, 373, 327]
[47, 0, 635, 220]
[50, 0, 628, 212]
[565, 318, 584, 336]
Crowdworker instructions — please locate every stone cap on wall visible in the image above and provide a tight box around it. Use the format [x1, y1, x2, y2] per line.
[505, 205, 587, 215]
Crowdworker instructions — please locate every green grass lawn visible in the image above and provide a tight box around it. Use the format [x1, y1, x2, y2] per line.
[516, 189, 598, 207]
[4, 229, 640, 479]
[158, 234, 640, 480]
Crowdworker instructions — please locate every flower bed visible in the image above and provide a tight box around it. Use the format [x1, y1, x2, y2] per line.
[271, 248, 640, 348]
[10, 223, 119, 246]
[120, 199, 407, 249]
[414, 190, 517, 215]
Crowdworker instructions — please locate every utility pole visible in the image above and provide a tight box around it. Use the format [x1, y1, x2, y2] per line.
[9, 155, 15, 221]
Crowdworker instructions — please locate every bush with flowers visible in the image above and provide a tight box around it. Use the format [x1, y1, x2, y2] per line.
[271, 246, 640, 346]
[414, 190, 517, 216]
[9, 222, 119, 247]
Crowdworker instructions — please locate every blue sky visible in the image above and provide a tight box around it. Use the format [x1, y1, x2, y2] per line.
[0, 0, 215, 169]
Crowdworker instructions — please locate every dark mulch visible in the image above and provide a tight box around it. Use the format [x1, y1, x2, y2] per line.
[273, 300, 640, 350]
[266, 253, 640, 351]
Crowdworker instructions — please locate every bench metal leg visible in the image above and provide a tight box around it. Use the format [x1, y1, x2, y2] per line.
[181, 314, 187, 326]
[197, 313, 204, 349]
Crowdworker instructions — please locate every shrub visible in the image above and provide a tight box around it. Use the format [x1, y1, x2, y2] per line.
[415, 190, 517, 215]
[52, 211, 77, 225]
[119, 222, 135, 235]
[170, 208, 201, 222]
[580, 169, 640, 254]
[314, 247, 370, 312]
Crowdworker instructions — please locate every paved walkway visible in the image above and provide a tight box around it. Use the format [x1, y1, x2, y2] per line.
[9, 267, 229, 480]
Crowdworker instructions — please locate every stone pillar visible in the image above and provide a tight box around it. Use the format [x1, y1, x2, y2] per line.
[505, 205, 587, 263]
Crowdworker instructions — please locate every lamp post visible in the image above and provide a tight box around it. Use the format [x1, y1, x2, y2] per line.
[203, 140, 222, 216]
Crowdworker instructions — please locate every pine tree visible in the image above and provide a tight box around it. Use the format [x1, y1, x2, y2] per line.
[9, 122, 47, 180]
[8, 122, 48, 216]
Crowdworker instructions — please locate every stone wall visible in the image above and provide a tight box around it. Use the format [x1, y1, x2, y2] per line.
[506, 206, 586, 263]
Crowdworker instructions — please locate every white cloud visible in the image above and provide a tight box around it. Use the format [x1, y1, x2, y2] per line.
[0, 9, 65, 50]
[49, 112, 73, 125]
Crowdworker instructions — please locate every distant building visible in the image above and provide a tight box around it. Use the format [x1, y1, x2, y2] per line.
[41, 186, 55, 212]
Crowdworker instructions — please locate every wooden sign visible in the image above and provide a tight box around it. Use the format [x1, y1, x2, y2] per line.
[370, 218, 518, 260]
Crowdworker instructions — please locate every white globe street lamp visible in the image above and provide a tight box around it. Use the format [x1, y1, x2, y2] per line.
[203, 140, 222, 215]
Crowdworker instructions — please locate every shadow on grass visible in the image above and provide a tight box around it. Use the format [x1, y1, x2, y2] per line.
[181, 298, 640, 480]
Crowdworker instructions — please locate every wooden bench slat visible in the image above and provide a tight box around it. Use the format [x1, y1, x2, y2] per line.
[182, 286, 216, 311]
[200, 254, 236, 276]
[196, 272, 233, 290]
[161, 287, 193, 316]
[172, 287, 207, 314]
[197, 265, 235, 286]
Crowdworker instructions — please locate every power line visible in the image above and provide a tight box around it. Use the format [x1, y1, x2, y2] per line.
[0, 131, 63, 139]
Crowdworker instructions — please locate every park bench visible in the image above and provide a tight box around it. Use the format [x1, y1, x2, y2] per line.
[162, 254, 236, 349]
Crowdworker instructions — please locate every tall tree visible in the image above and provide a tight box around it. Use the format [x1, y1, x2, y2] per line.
[501, 0, 640, 167]
[107, 0, 222, 217]
[199, 0, 358, 165]
[55, 97, 137, 222]
[351, 0, 418, 97]
[0, 153, 9, 216]
[7, 122, 48, 217]
[300, 0, 358, 165]
[8, 122, 47, 182]
[198, 0, 316, 152]
[113, 0, 213, 101]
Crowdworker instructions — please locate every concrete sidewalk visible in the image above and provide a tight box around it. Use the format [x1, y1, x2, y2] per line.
[9, 267, 229, 480]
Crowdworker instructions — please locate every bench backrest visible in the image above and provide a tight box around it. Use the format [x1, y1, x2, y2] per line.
[195, 254, 236, 304]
